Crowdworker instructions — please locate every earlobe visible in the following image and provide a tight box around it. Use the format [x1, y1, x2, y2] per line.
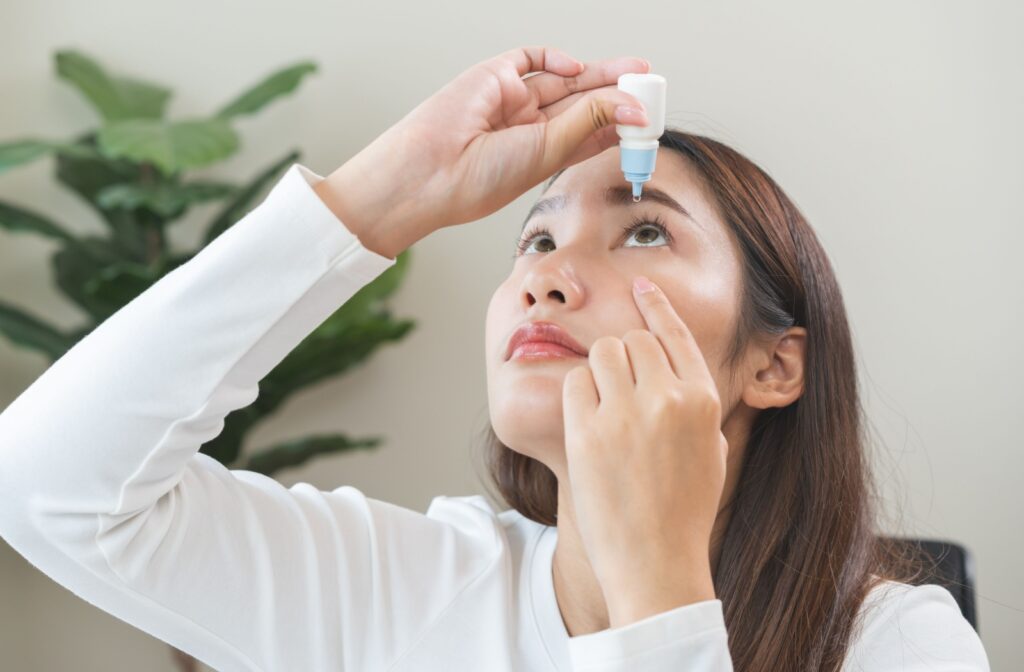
[742, 328, 807, 410]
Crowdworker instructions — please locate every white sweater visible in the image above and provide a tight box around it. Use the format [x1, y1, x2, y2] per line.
[0, 163, 991, 672]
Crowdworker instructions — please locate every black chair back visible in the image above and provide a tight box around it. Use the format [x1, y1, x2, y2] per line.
[880, 536, 977, 632]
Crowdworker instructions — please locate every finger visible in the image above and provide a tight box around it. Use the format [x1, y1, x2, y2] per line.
[555, 124, 624, 172]
[538, 84, 646, 122]
[539, 86, 642, 170]
[632, 276, 717, 386]
[586, 337, 635, 404]
[501, 45, 584, 78]
[562, 365, 598, 425]
[525, 56, 650, 108]
[539, 89, 648, 176]
[621, 329, 675, 387]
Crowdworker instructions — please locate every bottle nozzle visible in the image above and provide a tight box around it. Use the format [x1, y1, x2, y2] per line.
[619, 148, 656, 204]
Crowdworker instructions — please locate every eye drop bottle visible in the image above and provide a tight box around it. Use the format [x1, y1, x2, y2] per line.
[616, 73, 667, 201]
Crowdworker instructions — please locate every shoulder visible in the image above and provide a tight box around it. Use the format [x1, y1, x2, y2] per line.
[844, 576, 990, 670]
[423, 494, 546, 556]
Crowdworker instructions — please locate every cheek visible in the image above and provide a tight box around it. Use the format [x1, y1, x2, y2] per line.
[484, 283, 515, 363]
[660, 276, 740, 372]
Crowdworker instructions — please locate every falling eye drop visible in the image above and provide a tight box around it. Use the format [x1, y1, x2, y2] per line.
[616, 73, 667, 201]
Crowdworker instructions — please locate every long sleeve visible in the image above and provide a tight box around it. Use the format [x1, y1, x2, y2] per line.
[565, 581, 989, 671]
[0, 163, 501, 672]
[567, 598, 732, 671]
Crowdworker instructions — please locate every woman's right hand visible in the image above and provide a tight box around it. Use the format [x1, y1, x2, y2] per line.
[314, 46, 652, 259]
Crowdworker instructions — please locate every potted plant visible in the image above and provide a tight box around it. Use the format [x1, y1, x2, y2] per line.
[0, 49, 415, 672]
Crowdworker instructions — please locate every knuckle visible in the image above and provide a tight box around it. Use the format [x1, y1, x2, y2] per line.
[662, 383, 688, 408]
[689, 385, 722, 420]
[588, 335, 622, 361]
[622, 329, 656, 347]
[563, 74, 581, 94]
[666, 324, 690, 341]
[587, 96, 611, 131]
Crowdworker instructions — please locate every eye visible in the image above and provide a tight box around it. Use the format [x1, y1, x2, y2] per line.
[513, 214, 674, 258]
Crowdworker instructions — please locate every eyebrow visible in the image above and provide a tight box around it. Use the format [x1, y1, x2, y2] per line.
[520, 185, 702, 232]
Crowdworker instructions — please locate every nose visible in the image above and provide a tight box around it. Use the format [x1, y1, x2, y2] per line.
[520, 266, 583, 310]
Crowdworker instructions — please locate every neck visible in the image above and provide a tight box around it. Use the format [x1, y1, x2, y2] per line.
[551, 485, 608, 636]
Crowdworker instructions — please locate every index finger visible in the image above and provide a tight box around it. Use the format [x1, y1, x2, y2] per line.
[526, 56, 651, 109]
[632, 276, 716, 386]
[500, 45, 584, 79]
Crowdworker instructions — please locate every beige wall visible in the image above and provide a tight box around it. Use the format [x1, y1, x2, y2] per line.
[1, 0, 1020, 669]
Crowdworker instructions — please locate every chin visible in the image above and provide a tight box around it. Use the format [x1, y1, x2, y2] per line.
[489, 369, 568, 409]
[489, 392, 565, 452]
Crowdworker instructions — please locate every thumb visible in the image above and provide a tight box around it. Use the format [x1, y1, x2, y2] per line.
[541, 89, 648, 175]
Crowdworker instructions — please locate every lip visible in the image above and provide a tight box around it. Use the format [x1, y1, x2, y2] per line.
[505, 321, 589, 361]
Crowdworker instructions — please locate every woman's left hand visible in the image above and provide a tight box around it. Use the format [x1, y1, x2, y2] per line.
[561, 276, 729, 625]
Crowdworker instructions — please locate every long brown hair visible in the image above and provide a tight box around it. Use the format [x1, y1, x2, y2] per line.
[474, 128, 936, 670]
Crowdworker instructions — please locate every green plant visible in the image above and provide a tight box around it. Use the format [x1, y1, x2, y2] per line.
[0, 49, 416, 477]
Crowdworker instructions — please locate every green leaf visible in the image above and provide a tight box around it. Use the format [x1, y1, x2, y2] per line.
[55, 50, 171, 121]
[0, 199, 77, 242]
[202, 149, 300, 245]
[0, 300, 74, 361]
[0, 140, 52, 173]
[236, 433, 381, 476]
[53, 132, 154, 255]
[82, 259, 163, 309]
[52, 235, 138, 320]
[55, 133, 142, 207]
[0, 138, 104, 175]
[97, 119, 239, 176]
[114, 76, 174, 120]
[214, 62, 317, 120]
[96, 180, 237, 217]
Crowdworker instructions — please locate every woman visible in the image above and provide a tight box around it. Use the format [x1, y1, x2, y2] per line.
[0, 46, 989, 671]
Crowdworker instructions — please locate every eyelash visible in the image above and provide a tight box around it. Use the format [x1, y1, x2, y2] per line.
[513, 213, 674, 258]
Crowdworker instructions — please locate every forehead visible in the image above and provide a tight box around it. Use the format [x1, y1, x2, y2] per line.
[546, 146, 703, 197]
[526, 147, 719, 235]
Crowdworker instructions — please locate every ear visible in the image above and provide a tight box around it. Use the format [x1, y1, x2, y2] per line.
[741, 327, 807, 410]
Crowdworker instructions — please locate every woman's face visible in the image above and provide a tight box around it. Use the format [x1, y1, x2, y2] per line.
[485, 145, 748, 478]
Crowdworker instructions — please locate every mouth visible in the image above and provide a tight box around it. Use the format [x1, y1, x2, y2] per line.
[505, 321, 588, 361]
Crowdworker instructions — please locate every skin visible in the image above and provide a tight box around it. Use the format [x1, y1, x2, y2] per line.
[314, 44, 807, 635]
[484, 146, 807, 635]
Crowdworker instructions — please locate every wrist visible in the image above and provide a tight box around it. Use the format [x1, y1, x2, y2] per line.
[604, 558, 716, 629]
[313, 152, 430, 260]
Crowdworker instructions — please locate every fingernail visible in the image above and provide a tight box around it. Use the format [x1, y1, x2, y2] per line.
[615, 105, 647, 124]
[633, 276, 656, 294]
